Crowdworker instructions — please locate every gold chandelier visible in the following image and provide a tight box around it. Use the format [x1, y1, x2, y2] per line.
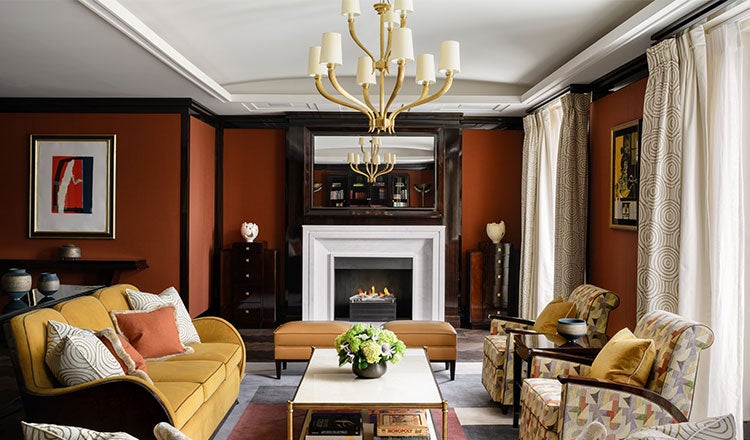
[348, 136, 395, 182]
[307, 0, 461, 134]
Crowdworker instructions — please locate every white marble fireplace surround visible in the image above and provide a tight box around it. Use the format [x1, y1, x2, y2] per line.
[302, 225, 446, 321]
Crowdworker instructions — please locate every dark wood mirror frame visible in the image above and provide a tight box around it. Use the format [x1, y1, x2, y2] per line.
[304, 127, 444, 219]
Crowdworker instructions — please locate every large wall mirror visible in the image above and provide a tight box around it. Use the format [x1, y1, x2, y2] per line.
[310, 133, 438, 211]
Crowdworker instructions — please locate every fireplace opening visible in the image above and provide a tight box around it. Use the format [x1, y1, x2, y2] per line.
[334, 257, 413, 321]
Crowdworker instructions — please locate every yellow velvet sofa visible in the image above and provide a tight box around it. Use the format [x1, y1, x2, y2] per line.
[6, 284, 246, 440]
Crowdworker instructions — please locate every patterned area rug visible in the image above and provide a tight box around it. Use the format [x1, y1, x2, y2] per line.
[227, 404, 468, 440]
[212, 361, 517, 440]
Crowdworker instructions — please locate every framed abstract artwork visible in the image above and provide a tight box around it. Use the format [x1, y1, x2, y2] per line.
[29, 134, 116, 238]
[610, 120, 641, 230]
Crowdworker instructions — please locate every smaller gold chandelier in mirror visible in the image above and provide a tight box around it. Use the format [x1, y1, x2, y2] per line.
[348, 137, 395, 182]
[308, 0, 460, 134]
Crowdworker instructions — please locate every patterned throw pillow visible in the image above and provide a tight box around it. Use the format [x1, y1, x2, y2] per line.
[111, 305, 193, 361]
[126, 287, 201, 345]
[21, 421, 138, 439]
[44, 322, 123, 387]
[154, 422, 193, 440]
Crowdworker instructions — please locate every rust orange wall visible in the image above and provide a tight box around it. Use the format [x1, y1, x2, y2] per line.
[588, 78, 647, 332]
[0, 113, 182, 292]
[188, 116, 216, 316]
[461, 130, 524, 254]
[222, 129, 286, 251]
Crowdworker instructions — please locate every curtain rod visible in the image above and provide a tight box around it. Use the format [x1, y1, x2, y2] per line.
[651, 0, 732, 41]
[525, 85, 590, 115]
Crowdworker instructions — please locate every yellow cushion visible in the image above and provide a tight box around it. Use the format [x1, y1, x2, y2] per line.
[54, 296, 114, 331]
[146, 360, 226, 402]
[532, 297, 577, 334]
[152, 381, 203, 429]
[589, 328, 656, 387]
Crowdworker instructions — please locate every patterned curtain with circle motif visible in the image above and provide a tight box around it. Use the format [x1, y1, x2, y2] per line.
[637, 39, 683, 318]
[553, 93, 592, 297]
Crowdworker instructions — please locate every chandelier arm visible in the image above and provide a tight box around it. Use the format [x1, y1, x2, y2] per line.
[373, 162, 395, 180]
[315, 76, 373, 118]
[389, 71, 455, 123]
[384, 59, 406, 116]
[362, 84, 377, 114]
[328, 67, 374, 118]
[348, 19, 376, 63]
[349, 162, 370, 180]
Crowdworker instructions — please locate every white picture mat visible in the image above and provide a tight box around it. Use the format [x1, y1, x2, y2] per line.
[32, 138, 113, 234]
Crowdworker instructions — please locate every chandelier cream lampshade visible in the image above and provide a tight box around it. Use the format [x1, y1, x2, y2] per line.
[349, 136, 396, 182]
[308, 0, 460, 134]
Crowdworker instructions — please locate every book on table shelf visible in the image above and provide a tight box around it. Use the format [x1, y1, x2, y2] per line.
[374, 409, 429, 437]
[305, 412, 363, 440]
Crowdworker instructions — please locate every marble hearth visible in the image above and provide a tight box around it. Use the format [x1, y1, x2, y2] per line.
[301, 225, 446, 321]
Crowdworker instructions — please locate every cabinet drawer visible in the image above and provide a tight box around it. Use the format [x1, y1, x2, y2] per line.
[231, 269, 264, 285]
[233, 303, 262, 327]
[231, 287, 262, 304]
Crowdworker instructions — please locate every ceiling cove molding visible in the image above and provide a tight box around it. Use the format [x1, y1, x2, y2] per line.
[77, 0, 232, 103]
[521, 0, 708, 110]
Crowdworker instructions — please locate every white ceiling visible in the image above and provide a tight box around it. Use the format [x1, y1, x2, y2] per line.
[0, 0, 711, 116]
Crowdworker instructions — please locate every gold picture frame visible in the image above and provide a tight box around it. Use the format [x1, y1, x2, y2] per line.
[610, 120, 641, 230]
[29, 134, 116, 238]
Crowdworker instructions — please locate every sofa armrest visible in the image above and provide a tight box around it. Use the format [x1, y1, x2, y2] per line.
[23, 377, 174, 440]
[192, 316, 243, 345]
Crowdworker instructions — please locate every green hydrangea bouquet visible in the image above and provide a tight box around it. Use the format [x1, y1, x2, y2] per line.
[334, 323, 406, 370]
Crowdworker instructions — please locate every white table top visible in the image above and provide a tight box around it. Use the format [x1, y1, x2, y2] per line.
[292, 348, 444, 406]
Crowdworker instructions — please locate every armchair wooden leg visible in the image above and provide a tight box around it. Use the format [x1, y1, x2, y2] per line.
[449, 361, 456, 381]
[275, 361, 282, 379]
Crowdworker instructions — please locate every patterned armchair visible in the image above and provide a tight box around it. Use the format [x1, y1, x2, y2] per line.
[519, 310, 714, 440]
[481, 284, 620, 407]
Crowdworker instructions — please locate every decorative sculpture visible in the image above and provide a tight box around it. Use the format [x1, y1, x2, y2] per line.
[486, 221, 506, 244]
[240, 222, 259, 243]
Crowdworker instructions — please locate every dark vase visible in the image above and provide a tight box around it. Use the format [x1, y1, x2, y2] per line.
[1, 268, 32, 312]
[352, 360, 387, 379]
[37, 273, 60, 297]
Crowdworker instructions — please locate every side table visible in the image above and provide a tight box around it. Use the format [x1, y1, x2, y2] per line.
[511, 331, 607, 427]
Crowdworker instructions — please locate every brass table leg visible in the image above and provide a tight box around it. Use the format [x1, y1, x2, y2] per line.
[287, 400, 294, 440]
[442, 400, 449, 440]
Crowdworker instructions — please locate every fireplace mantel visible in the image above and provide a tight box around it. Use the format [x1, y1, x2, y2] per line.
[301, 225, 446, 321]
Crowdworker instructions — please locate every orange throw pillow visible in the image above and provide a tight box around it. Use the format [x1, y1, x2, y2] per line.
[97, 330, 148, 373]
[532, 296, 577, 334]
[110, 305, 192, 361]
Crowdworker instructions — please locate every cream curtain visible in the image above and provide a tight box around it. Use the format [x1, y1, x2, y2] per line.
[636, 39, 682, 317]
[639, 15, 749, 424]
[678, 20, 747, 424]
[520, 102, 562, 319]
[553, 93, 591, 296]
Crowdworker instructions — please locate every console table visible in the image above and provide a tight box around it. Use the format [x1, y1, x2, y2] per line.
[0, 258, 147, 285]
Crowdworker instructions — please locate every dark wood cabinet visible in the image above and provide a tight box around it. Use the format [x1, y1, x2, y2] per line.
[467, 242, 519, 328]
[230, 242, 276, 328]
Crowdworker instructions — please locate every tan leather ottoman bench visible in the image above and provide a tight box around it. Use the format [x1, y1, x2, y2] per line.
[383, 320, 457, 380]
[273, 320, 352, 379]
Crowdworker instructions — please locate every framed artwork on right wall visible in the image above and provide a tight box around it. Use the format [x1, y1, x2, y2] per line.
[610, 119, 641, 230]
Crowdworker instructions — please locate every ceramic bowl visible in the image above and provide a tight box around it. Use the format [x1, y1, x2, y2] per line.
[58, 244, 81, 260]
[557, 318, 587, 342]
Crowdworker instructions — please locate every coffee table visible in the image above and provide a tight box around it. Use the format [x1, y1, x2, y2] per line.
[287, 348, 448, 440]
